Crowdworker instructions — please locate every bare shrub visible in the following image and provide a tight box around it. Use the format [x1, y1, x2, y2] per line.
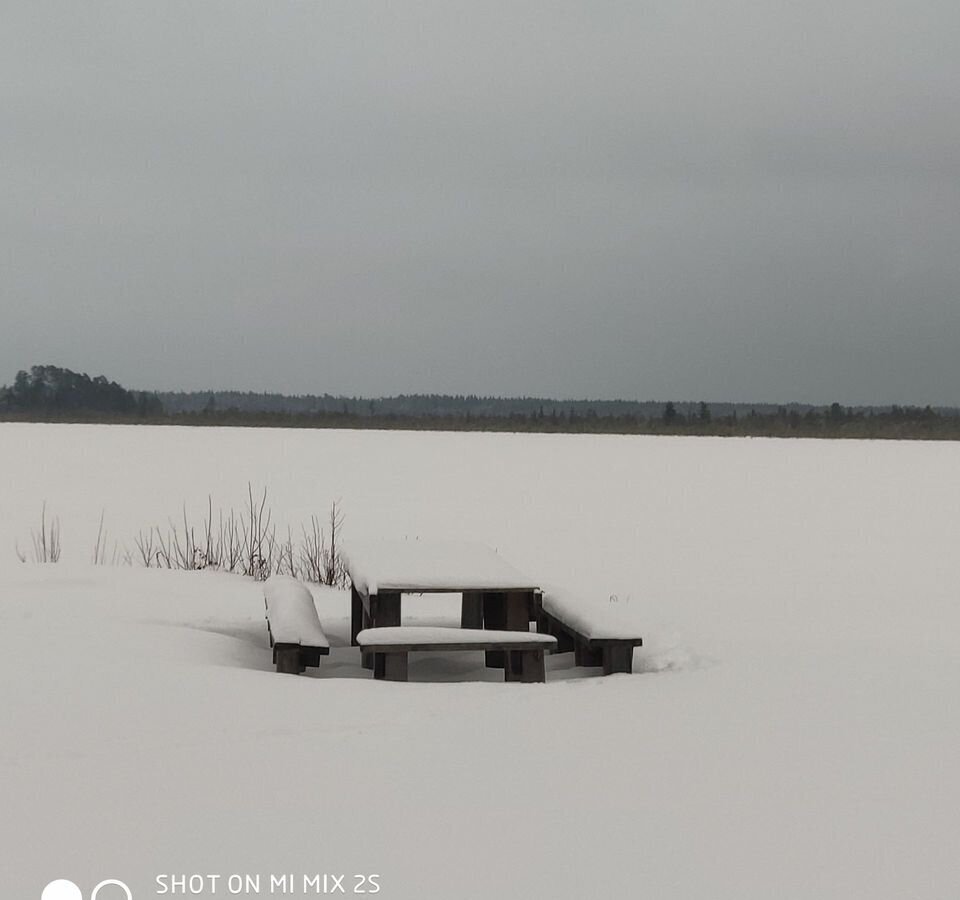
[125, 487, 347, 586]
[241, 484, 273, 580]
[16, 502, 61, 563]
[169, 506, 196, 570]
[322, 500, 347, 588]
[154, 527, 174, 568]
[92, 510, 107, 564]
[275, 526, 297, 577]
[91, 511, 131, 566]
[134, 528, 155, 567]
[298, 501, 347, 587]
[299, 515, 325, 583]
[219, 508, 242, 573]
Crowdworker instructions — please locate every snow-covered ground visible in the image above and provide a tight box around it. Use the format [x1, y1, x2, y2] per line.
[1, 423, 959, 898]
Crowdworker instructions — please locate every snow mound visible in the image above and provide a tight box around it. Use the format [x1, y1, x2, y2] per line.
[342, 538, 538, 595]
[357, 626, 556, 646]
[541, 584, 645, 640]
[263, 575, 329, 647]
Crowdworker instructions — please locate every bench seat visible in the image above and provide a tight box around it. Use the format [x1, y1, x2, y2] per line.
[356, 626, 557, 683]
[263, 575, 330, 674]
[535, 588, 642, 675]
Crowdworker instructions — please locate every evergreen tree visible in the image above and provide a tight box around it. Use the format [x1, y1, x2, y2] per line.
[0, 365, 162, 415]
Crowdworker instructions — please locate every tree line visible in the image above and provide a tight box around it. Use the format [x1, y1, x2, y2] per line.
[2, 365, 960, 440]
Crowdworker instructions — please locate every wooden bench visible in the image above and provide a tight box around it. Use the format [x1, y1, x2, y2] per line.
[356, 626, 557, 683]
[534, 589, 642, 675]
[263, 576, 330, 674]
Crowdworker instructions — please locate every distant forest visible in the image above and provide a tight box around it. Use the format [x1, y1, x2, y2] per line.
[0, 365, 162, 416]
[2, 365, 960, 441]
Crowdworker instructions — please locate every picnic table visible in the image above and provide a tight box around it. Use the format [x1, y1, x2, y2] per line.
[342, 539, 540, 667]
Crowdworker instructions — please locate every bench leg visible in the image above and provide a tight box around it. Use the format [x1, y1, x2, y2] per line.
[373, 651, 409, 682]
[574, 641, 603, 668]
[522, 648, 546, 683]
[504, 648, 546, 684]
[505, 649, 523, 682]
[301, 647, 322, 670]
[461, 591, 484, 629]
[602, 644, 634, 675]
[483, 593, 506, 667]
[275, 645, 300, 675]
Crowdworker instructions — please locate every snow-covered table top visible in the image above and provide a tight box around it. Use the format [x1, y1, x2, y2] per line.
[357, 626, 556, 648]
[540, 585, 643, 641]
[342, 539, 539, 597]
[263, 575, 329, 647]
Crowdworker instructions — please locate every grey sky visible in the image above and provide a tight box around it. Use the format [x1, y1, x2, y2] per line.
[2, 1, 959, 405]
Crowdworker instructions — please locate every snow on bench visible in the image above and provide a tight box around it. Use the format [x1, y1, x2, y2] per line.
[342, 539, 537, 597]
[356, 626, 557, 683]
[263, 575, 330, 674]
[536, 586, 643, 675]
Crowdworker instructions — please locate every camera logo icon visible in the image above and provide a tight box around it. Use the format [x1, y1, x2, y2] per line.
[42, 879, 132, 900]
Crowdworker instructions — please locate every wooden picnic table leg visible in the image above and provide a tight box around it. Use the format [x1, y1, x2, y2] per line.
[363, 592, 402, 670]
[351, 584, 364, 646]
[483, 591, 531, 667]
[482, 592, 506, 667]
[371, 591, 402, 627]
[531, 592, 544, 630]
[528, 591, 540, 624]
[461, 591, 484, 629]
[504, 590, 532, 630]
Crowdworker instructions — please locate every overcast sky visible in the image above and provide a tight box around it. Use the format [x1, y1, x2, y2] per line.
[2, 1, 958, 404]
